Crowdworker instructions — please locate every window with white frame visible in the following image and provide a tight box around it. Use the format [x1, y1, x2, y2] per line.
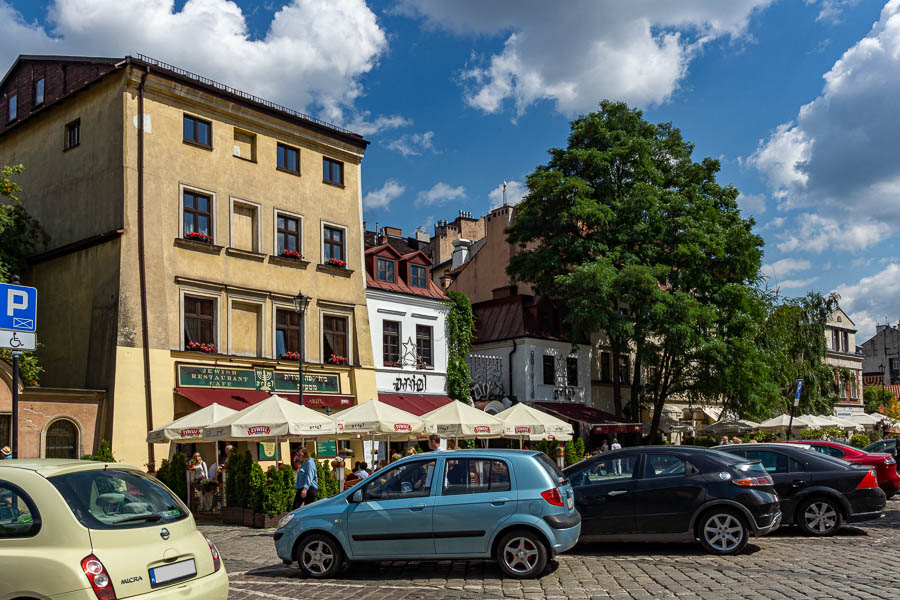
[275, 210, 302, 257]
[323, 223, 346, 264]
[183, 295, 217, 351]
[181, 186, 216, 243]
[276, 308, 301, 358]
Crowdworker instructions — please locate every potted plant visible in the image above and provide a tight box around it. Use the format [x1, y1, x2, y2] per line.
[391, 452, 402, 463]
[280, 249, 304, 260]
[186, 341, 217, 353]
[331, 456, 345, 469]
[325, 257, 347, 268]
[280, 351, 300, 361]
[186, 231, 214, 244]
[328, 354, 348, 366]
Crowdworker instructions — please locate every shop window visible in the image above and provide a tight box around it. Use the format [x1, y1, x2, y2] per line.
[184, 295, 216, 348]
[416, 325, 433, 368]
[45, 419, 79, 459]
[323, 157, 344, 185]
[566, 357, 578, 386]
[383, 320, 400, 365]
[277, 143, 300, 174]
[377, 258, 395, 282]
[183, 114, 211, 147]
[230, 200, 259, 252]
[276, 308, 300, 357]
[410, 264, 427, 287]
[543, 355, 555, 385]
[233, 128, 256, 161]
[64, 119, 80, 150]
[323, 315, 348, 360]
[276, 212, 301, 255]
[323, 225, 345, 263]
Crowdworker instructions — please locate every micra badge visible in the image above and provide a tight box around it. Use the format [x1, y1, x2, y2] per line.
[121, 576, 143, 584]
[160, 527, 170, 540]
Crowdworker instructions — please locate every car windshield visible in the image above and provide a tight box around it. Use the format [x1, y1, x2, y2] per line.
[49, 469, 189, 530]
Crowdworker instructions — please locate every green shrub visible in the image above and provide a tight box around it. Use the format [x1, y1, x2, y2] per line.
[165, 453, 188, 502]
[684, 436, 719, 447]
[154, 459, 170, 489]
[226, 451, 252, 508]
[248, 462, 266, 512]
[574, 437, 585, 458]
[564, 440, 578, 466]
[849, 433, 871, 449]
[314, 457, 338, 499]
[81, 439, 116, 462]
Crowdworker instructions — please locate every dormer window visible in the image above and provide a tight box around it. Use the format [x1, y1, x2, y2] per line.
[410, 264, 427, 287]
[377, 257, 395, 282]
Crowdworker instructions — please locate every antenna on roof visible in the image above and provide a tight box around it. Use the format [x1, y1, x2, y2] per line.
[502, 181, 507, 207]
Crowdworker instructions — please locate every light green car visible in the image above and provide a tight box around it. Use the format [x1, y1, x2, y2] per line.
[0, 459, 228, 599]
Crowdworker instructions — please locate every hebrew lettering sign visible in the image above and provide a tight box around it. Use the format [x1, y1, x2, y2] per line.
[177, 364, 340, 393]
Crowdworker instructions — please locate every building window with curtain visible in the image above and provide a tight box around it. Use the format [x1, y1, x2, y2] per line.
[416, 325, 433, 368]
[383, 321, 400, 365]
[184, 296, 215, 349]
[323, 315, 348, 361]
[276, 308, 300, 358]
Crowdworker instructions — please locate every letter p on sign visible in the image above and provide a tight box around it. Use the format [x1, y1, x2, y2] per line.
[7, 290, 27, 316]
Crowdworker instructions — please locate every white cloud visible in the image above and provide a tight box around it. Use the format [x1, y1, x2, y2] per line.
[777, 277, 820, 290]
[761, 257, 812, 279]
[385, 131, 435, 157]
[416, 182, 466, 207]
[395, 0, 772, 116]
[758, 217, 787, 231]
[807, 0, 859, 24]
[0, 0, 389, 125]
[364, 179, 405, 210]
[833, 262, 900, 341]
[488, 180, 528, 208]
[344, 113, 411, 136]
[776, 214, 893, 254]
[748, 1, 900, 241]
[737, 192, 767, 215]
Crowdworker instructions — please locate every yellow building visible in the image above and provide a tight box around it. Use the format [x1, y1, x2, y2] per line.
[0, 54, 378, 467]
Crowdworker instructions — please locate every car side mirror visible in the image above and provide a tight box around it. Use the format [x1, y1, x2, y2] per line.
[350, 489, 363, 503]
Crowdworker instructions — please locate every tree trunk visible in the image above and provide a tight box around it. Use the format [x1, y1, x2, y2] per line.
[611, 347, 623, 418]
[629, 348, 643, 425]
[648, 395, 665, 444]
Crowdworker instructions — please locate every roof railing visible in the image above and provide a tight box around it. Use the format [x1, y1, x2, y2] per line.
[132, 54, 357, 137]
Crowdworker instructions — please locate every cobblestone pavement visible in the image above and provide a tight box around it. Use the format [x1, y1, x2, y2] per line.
[203, 497, 899, 600]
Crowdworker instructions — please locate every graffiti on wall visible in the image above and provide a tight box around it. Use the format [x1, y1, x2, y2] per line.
[468, 354, 505, 401]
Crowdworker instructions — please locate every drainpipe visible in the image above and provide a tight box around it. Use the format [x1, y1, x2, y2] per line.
[137, 64, 155, 466]
[508, 339, 517, 402]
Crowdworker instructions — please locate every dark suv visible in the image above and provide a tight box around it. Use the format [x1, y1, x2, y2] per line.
[563, 446, 781, 555]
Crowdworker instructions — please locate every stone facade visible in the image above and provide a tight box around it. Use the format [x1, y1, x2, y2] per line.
[825, 308, 864, 416]
[861, 322, 900, 386]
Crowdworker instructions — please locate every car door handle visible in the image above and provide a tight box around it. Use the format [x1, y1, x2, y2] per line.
[792, 480, 806, 487]
[409, 503, 427, 511]
[608, 490, 628, 496]
[491, 498, 509, 506]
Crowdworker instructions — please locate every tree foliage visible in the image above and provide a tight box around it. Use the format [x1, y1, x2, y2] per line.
[880, 395, 900, 426]
[445, 290, 475, 404]
[81, 439, 116, 462]
[506, 101, 766, 440]
[864, 385, 896, 413]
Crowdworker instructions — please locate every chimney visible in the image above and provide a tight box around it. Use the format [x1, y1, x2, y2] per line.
[384, 226, 402, 238]
[877, 324, 888, 335]
[415, 227, 430, 243]
[451, 238, 471, 269]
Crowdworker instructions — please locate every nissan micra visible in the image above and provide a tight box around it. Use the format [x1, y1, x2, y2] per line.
[274, 449, 581, 579]
[0, 459, 228, 599]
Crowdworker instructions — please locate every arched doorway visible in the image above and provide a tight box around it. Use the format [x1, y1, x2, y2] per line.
[45, 418, 80, 459]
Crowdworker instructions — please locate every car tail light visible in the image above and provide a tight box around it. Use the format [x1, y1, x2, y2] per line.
[540, 488, 564, 506]
[732, 475, 774, 487]
[81, 554, 116, 600]
[856, 469, 879, 490]
[205, 536, 221, 572]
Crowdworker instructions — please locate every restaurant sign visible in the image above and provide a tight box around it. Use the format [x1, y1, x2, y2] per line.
[177, 364, 341, 394]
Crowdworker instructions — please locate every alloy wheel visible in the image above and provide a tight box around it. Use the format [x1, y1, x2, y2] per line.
[702, 513, 744, 553]
[502, 536, 539, 574]
[804, 501, 838, 533]
[301, 540, 334, 576]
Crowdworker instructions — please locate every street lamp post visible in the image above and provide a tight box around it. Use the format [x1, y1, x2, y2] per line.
[293, 290, 311, 406]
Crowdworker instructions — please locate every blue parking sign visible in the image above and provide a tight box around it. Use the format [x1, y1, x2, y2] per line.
[0, 283, 36, 332]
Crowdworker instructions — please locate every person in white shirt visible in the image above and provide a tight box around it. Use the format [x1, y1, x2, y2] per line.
[354, 462, 370, 479]
[610, 437, 622, 451]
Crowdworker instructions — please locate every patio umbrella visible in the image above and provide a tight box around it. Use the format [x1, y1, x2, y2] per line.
[759, 414, 810, 432]
[846, 413, 885, 427]
[146, 403, 236, 443]
[796, 414, 842, 429]
[494, 403, 574, 447]
[331, 399, 425, 466]
[827, 416, 864, 432]
[698, 419, 759, 435]
[203, 394, 337, 440]
[421, 400, 504, 439]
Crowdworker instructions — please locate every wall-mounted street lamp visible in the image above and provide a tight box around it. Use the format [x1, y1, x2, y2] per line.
[293, 290, 311, 405]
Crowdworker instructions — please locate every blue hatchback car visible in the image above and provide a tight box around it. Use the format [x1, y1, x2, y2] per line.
[274, 449, 581, 578]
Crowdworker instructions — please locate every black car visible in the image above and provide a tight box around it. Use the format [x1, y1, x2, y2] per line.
[718, 443, 886, 536]
[563, 446, 781, 555]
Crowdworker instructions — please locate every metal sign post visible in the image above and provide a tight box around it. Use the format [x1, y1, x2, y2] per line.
[786, 378, 803, 441]
[0, 280, 38, 459]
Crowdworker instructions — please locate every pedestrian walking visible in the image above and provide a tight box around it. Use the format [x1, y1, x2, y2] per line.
[610, 437, 622, 451]
[292, 447, 318, 510]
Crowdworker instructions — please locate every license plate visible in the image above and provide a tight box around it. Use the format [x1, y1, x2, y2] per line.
[567, 495, 574, 510]
[149, 559, 196, 586]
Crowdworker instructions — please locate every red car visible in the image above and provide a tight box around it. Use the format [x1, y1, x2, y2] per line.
[785, 440, 900, 498]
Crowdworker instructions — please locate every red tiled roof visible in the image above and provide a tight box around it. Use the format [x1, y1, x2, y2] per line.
[884, 385, 900, 398]
[472, 295, 577, 343]
[365, 243, 447, 300]
[379, 393, 453, 416]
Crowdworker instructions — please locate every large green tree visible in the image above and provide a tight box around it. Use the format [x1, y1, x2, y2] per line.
[445, 290, 475, 405]
[506, 102, 766, 440]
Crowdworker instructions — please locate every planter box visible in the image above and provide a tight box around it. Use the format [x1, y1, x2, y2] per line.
[242, 508, 255, 527]
[254, 512, 286, 529]
[222, 506, 243, 525]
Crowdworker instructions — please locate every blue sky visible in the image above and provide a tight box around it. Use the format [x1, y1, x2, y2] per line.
[2, 0, 899, 340]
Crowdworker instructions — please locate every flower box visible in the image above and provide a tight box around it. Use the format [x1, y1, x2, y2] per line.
[186, 342, 217, 353]
[325, 258, 347, 268]
[254, 511, 287, 529]
[185, 231, 214, 244]
[328, 354, 348, 366]
[242, 508, 255, 527]
[280, 250, 304, 260]
[222, 506, 243, 524]
[280, 352, 301, 361]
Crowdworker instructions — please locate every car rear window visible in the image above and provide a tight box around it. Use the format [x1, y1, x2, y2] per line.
[534, 452, 567, 485]
[734, 461, 768, 477]
[49, 469, 189, 530]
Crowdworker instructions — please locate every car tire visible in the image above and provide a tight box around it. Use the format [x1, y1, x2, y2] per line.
[495, 529, 548, 578]
[797, 497, 843, 536]
[696, 508, 749, 555]
[296, 534, 342, 578]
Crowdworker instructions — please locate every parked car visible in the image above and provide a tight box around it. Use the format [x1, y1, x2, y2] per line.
[562, 446, 781, 555]
[274, 449, 581, 579]
[0, 459, 228, 599]
[718, 443, 885, 535]
[783, 440, 900, 499]
[864, 438, 898, 459]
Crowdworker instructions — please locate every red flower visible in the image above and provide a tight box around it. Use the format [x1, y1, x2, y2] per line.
[186, 231, 213, 244]
[326, 258, 347, 268]
[281, 250, 304, 260]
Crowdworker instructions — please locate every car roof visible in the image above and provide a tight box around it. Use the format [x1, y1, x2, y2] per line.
[0, 459, 143, 477]
[721, 443, 812, 451]
[410, 449, 540, 459]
